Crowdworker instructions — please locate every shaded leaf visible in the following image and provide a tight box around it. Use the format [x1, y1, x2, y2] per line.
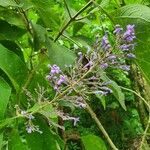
[0, 44, 28, 90]
[8, 129, 28, 150]
[0, 20, 25, 41]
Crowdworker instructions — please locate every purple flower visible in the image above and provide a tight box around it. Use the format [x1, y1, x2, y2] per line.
[123, 25, 136, 42]
[84, 61, 93, 68]
[127, 53, 136, 59]
[119, 65, 130, 71]
[100, 86, 113, 93]
[107, 55, 117, 60]
[57, 75, 66, 85]
[101, 35, 111, 51]
[100, 63, 108, 69]
[113, 24, 123, 34]
[50, 64, 61, 74]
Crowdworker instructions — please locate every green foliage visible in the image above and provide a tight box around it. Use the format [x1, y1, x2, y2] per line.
[0, 0, 149, 150]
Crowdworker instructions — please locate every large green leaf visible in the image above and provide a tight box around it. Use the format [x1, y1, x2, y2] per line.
[46, 38, 76, 69]
[112, 4, 150, 85]
[0, 77, 11, 119]
[0, 7, 25, 28]
[31, 0, 60, 29]
[0, 77, 11, 149]
[81, 134, 107, 150]
[8, 129, 28, 150]
[0, 44, 28, 90]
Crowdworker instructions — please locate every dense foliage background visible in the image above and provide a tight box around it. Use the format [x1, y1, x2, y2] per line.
[0, 0, 150, 150]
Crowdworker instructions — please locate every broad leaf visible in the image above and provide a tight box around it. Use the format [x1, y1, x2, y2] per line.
[8, 129, 28, 150]
[0, 0, 21, 7]
[46, 38, 76, 69]
[81, 134, 107, 150]
[0, 77, 11, 149]
[0, 44, 28, 90]
[31, 0, 60, 29]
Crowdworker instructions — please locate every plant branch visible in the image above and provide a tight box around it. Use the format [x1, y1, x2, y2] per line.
[54, 0, 94, 42]
[63, 0, 72, 19]
[84, 100, 118, 150]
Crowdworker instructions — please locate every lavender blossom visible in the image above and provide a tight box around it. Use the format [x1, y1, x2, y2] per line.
[100, 63, 108, 69]
[57, 75, 66, 85]
[113, 24, 123, 35]
[127, 53, 136, 59]
[107, 55, 117, 60]
[50, 64, 61, 75]
[101, 35, 111, 51]
[123, 25, 136, 42]
[119, 65, 130, 71]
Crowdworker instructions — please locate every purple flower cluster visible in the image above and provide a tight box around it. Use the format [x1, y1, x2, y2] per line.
[46, 64, 67, 90]
[113, 24, 123, 35]
[101, 34, 111, 51]
[123, 25, 135, 42]
[100, 24, 136, 71]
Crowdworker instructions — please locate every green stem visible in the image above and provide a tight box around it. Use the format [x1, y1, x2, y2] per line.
[54, 0, 94, 42]
[85, 100, 118, 150]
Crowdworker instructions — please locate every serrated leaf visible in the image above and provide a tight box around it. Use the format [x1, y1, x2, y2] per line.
[0, 44, 28, 90]
[81, 134, 107, 150]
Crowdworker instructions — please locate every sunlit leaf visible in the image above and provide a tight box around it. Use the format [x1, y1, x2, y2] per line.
[81, 134, 107, 150]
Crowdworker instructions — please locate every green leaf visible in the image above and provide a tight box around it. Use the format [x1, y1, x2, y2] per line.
[31, 0, 60, 29]
[95, 94, 106, 110]
[0, 20, 25, 41]
[81, 134, 107, 150]
[0, 77, 11, 120]
[0, 77, 11, 149]
[0, 44, 28, 90]
[8, 129, 28, 150]
[99, 68, 126, 110]
[73, 22, 85, 36]
[112, 4, 150, 85]
[26, 117, 64, 150]
[46, 38, 76, 69]
[0, 0, 21, 7]
[0, 7, 25, 28]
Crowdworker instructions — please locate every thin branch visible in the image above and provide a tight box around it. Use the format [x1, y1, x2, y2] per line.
[54, 0, 94, 42]
[84, 100, 118, 150]
[63, 0, 72, 19]
[119, 86, 150, 109]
